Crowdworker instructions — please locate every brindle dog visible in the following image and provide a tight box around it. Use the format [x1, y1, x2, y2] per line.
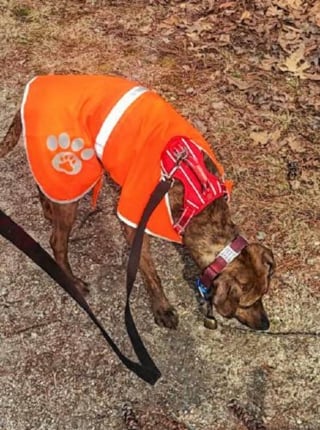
[1, 110, 275, 331]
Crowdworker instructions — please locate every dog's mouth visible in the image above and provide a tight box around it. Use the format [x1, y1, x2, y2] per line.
[235, 299, 270, 331]
[236, 312, 270, 331]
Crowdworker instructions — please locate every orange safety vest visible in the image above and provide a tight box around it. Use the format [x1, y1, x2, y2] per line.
[22, 75, 227, 243]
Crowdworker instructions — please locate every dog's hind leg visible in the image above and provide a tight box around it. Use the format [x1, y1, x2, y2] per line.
[38, 187, 53, 222]
[49, 201, 89, 295]
[124, 224, 179, 329]
[0, 110, 22, 158]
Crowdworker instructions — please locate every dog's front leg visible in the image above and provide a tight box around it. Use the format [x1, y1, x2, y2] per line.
[124, 225, 178, 329]
[49, 201, 89, 295]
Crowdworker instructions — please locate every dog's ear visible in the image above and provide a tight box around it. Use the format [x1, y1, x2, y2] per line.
[262, 247, 275, 277]
[212, 276, 241, 317]
[246, 243, 275, 280]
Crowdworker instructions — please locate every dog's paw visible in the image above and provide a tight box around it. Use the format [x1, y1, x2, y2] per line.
[154, 306, 179, 329]
[74, 277, 89, 296]
[46, 132, 95, 175]
[61, 278, 89, 304]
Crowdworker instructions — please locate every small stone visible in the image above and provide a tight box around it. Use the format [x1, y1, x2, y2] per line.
[256, 231, 266, 241]
[289, 179, 301, 190]
[211, 101, 225, 110]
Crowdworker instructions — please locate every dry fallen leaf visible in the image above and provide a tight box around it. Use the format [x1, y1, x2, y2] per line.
[309, 2, 320, 27]
[240, 10, 251, 21]
[159, 16, 180, 28]
[286, 136, 305, 153]
[250, 129, 281, 146]
[301, 72, 320, 81]
[274, 0, 303, 11]
[270, 129, 282, 144]
[219, 2, 236, 9]
[289, 179, 301, 190]
[211, 101, 225, 110]
[266, 5, 284, 17]
[218, 34, 231, 45]
[186, 19, 212, 36]
[250, 131, 269, 146]
[227, 76, 253, 90]
[279, 45, 311, 78]
[259, 55, 278, 71]
[278, 28, 302, 52]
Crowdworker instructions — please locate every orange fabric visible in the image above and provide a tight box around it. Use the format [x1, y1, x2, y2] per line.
[22, 75, 137, 203]
[22, 75, 227, 243]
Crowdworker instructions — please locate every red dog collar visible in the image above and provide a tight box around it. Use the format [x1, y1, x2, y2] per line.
[161, 136, 228, 235]
[200, 235, 248, 288]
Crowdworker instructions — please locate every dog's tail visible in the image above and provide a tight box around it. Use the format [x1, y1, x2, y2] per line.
[0, 110, 22, 158]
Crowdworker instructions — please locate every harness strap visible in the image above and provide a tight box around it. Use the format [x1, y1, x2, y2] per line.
[161, 136, 228, 235]
[174, 206, 196, 235]
[0, 208, 164, 385]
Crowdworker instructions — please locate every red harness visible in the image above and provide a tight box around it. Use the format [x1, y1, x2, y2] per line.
[161, 136, 228, 235]
[160, 136, 248, 292]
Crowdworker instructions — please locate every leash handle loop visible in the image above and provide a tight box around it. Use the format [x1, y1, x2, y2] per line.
[0, 208, 162, 384]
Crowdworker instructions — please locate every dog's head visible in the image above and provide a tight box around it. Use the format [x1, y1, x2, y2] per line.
[210, 244, 275, 330]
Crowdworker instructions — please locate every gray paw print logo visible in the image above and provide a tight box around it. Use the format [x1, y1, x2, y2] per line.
[47, 132, 95, 175]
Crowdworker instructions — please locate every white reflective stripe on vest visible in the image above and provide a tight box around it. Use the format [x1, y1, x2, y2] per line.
[94, 86, 148, 159]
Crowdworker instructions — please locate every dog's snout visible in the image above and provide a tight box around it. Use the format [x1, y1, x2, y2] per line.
[258, 314, 270, 331]
[235, 298, 270, 331]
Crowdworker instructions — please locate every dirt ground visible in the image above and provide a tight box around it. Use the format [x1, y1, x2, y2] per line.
[0, 1, 319, 429]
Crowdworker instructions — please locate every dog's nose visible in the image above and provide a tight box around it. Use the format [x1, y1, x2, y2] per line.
[259, 315, 270, 331]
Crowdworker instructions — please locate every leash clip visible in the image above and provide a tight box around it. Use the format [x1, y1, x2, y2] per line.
[195, 277, 212, 301]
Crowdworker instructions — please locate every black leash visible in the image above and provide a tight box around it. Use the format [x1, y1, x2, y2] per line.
[125, 179, 172, 365]
[0, 179, 171, 385]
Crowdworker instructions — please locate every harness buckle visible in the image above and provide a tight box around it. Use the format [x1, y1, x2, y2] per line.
[164, 145, 189, 179]
[173, 146, 188, 162]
